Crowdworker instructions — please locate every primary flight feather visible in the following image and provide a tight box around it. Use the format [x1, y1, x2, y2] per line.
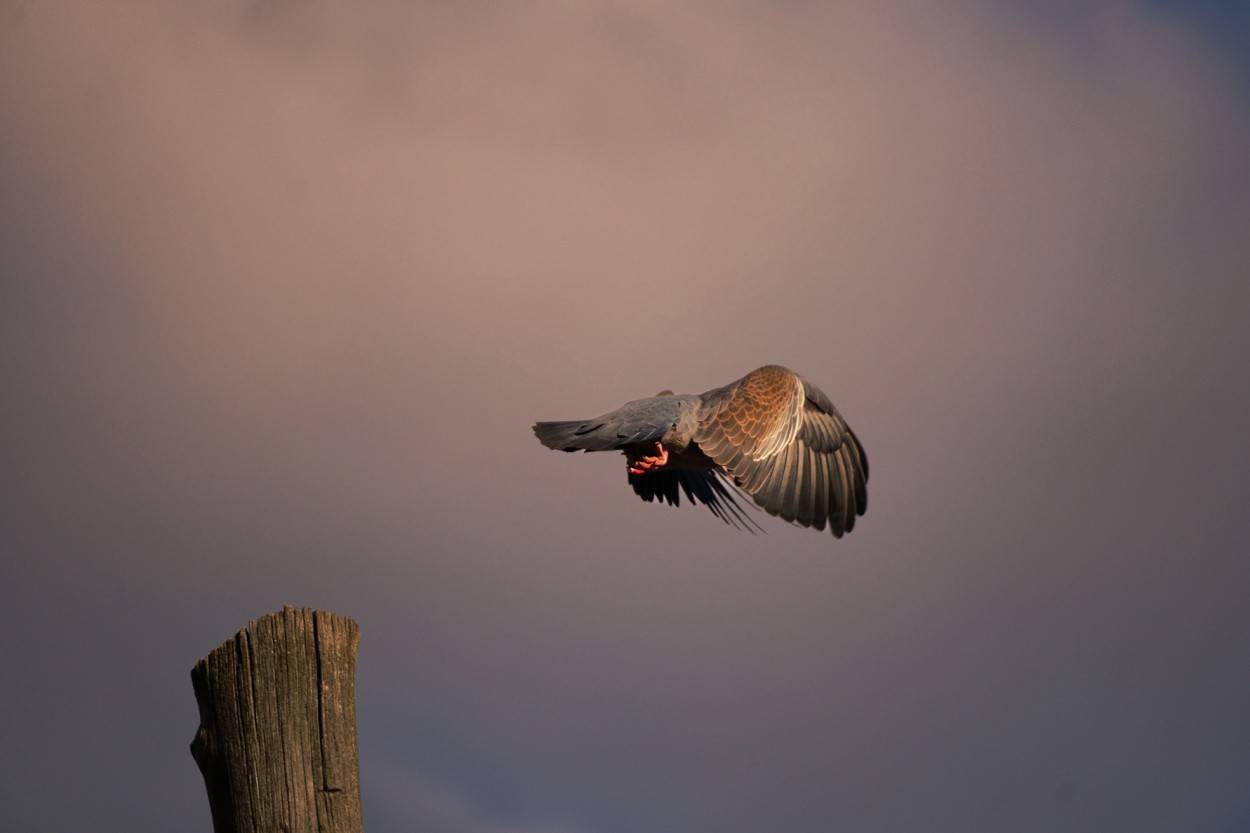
[532, 365, 868, 537]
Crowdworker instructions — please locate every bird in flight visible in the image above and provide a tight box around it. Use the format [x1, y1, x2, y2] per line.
[533, 365, 867, 537]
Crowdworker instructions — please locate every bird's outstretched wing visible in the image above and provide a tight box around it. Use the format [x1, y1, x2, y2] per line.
[693, 365, 868, 537]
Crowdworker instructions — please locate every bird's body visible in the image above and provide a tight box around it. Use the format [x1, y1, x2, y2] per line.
[533, 365, 868, 537]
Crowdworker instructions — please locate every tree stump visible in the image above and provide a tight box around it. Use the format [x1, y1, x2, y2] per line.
[190, 606, 364, 833]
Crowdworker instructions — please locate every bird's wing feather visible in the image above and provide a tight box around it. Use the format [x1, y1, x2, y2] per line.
[695, 365, 804, 462]
[694, 365, 868, 537]
[629, 468, 764, 533]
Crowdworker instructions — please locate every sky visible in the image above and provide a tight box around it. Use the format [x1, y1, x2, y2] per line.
[2, 1, 1249, 832]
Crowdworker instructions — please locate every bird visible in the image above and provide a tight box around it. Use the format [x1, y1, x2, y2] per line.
[532, 365, 868, 537]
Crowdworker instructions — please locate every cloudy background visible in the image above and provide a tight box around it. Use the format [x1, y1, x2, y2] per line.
[3, 1, 1249, 831]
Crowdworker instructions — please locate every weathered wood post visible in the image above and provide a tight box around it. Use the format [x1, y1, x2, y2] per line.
[190, 606, 365, 833]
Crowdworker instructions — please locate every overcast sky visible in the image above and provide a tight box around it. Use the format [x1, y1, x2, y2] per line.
[2, 2, 1249, 832]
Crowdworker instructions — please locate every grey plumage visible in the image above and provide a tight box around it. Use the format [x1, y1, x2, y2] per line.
[531, 395, 692, 453]
[533, 365, 868, 538]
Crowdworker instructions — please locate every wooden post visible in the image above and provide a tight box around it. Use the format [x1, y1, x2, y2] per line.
[190, 606, 365, 833]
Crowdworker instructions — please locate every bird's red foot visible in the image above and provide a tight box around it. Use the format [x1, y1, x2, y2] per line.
[628, 442, 670, 476]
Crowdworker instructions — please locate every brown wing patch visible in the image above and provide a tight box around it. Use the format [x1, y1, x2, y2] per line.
[695, 367, 868, 537]
[695, 365, 803, 464]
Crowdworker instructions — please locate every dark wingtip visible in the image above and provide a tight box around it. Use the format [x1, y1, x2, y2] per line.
[678, 470, 766, 534]
[628, 467, 764, 534]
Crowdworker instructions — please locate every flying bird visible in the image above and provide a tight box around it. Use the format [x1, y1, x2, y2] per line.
[533, 365, 868, 537]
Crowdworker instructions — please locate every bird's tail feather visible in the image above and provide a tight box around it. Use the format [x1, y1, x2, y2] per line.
[533, 420, 593, 451]
[532, 420, 620, 452]
[532, 419, 666, 452]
